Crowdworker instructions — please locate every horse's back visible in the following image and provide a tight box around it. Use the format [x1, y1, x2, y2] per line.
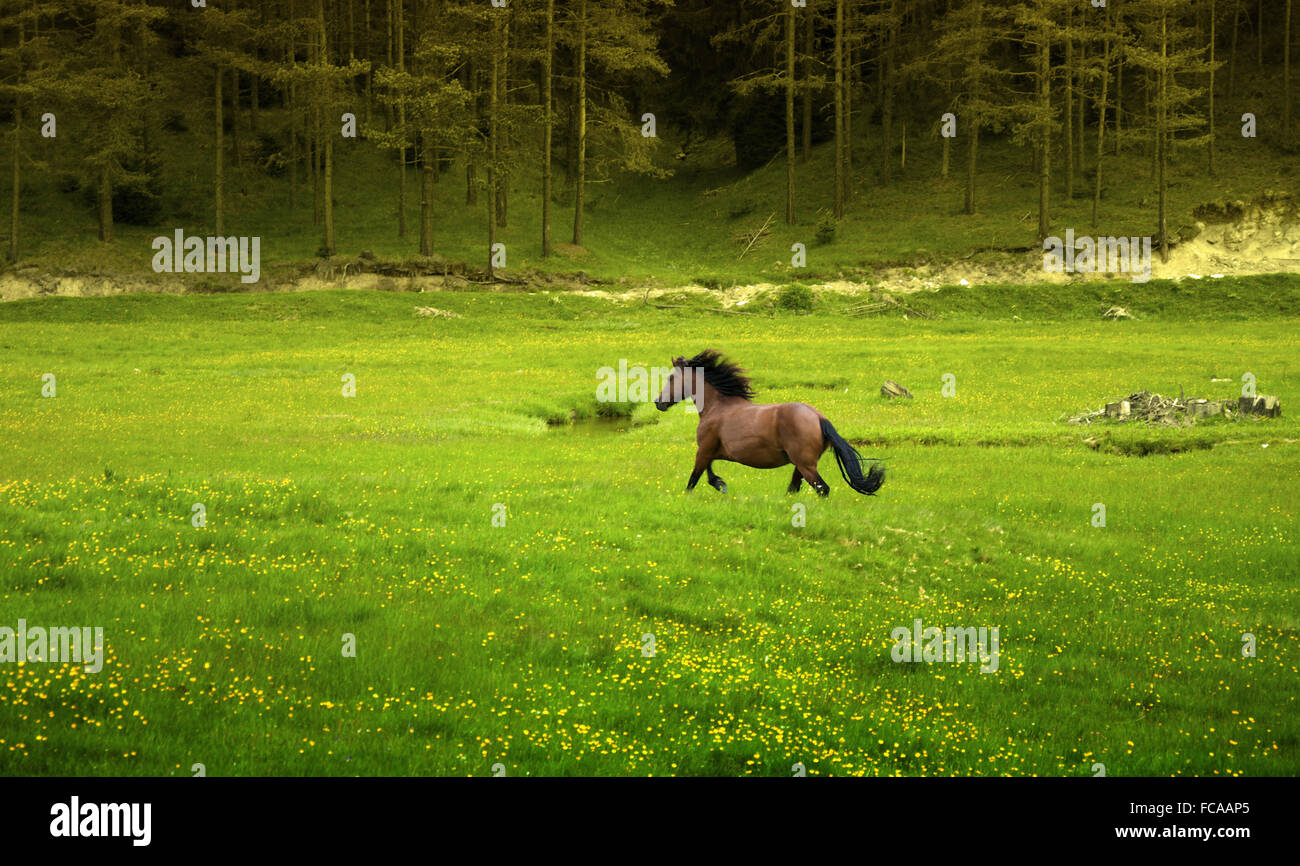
[776, 402, 827, 450]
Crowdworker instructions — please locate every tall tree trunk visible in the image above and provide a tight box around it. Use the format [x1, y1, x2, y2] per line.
[288, 0, 298, 210]
[312, 95, 321, 224]
[489, 13, 501, 273]
[9, 91, 18, 263]
[98, 166, 113, 243]
[1065, 11, 1074, 201]
[365, 0, 373, 126]
[1077, 40, 1086, 173]
[542, 0, 553, 256]
[396, 0, 407, 238]
[965, 118, 978, 214]
[572, 0, 587, 246]
[833, 0, 844, 218]
[1093, 3, 1112, 226]
[324, 134, 334, 254]
[1257, 0, 1262, 68]
[845, 38, 853, 194]
[384, 0, 394, 134]
[880, 2, 896, 185]
[319, 0, 334, 255]
[251, 8, 262, 133]
[497, 9, 510, 227]
[289, 87, 298, 210]
[1229, 0, 1240, 100]
[229, 68, 243, 170]
[802, 9, 813, 162]
[420, 133, 434, 255]
[1286, 0, 1293, 139]
[964, 0, 982, 213]
[1037, 31, 1051, 240]
[941, 111, 950, 179]
[1114, 46, 1123, 155]
[785, 3, 796, 225]
[1158, 12, 1169, 263]
[466, 58, 477, 205]
[215, 67, 224, 235]
[1209, 0, 1217, 176]
[230, 0, 242, 170]
[9, 22, 20, 262]
[250, 75, 260, 133]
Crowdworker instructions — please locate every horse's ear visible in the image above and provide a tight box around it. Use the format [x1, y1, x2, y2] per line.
[672, 356, 686, 367]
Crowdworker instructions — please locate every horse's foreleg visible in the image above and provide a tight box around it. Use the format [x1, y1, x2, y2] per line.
[685, 451, 710, 492]
[787, 468, 804, 494]
[706, 465, 727, 493]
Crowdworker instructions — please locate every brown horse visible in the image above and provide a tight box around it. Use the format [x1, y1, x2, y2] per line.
[654, 350, 885, 496]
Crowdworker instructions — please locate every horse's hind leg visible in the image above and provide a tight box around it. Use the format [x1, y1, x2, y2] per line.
[706, 465, 727, 493]
[787, 468, 804, 494]
[797, 464, 830, 497]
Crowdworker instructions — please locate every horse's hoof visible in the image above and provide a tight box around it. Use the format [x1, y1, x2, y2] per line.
[716, 482, 727, 493]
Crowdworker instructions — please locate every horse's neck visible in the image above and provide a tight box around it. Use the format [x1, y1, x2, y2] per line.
[696, 382, 746, 417]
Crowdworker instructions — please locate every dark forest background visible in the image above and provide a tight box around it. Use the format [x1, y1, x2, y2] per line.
[0, 0, 1296, 279]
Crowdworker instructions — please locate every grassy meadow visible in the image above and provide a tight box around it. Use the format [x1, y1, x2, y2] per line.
[0, 281, 1296, 777]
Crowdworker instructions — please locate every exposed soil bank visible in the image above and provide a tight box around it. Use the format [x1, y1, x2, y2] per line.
[4, 193, 1297, 305]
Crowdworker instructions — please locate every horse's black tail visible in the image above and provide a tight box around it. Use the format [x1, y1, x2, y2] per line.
[820, 418, 885, 495]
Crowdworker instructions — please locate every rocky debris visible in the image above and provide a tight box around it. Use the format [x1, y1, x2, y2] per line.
[1187, 399, 1230, 420]
[881, 380, 914, 399]
[1102, 305, 1133, 320]
[1239, 394, 1282, 417]
[414, 306, 462, 319]
[1070, 389, 1243, 426]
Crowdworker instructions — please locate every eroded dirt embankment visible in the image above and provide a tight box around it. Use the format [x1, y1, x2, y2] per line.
[4, 193, 1298, 304]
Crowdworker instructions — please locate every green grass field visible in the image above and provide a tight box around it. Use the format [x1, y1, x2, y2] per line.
[0, 282, 1296, 776]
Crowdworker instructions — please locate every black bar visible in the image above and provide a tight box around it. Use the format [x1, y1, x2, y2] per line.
[1, 776, 1287, 853]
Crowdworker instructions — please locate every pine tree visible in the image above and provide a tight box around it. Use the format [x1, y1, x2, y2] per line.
[565, 0, 669, 247]
[1127, 0, 1215, 261]
[1008, 0, 1065, 240]
[0, 2, 61, 261]
[190, 1, 258, 236]
[924, 0, 1015, 215]
[42, 0, 166, 243]
[716, 0, 804, 224]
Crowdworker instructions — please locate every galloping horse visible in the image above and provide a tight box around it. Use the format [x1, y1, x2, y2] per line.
[654, 350, 885, 496]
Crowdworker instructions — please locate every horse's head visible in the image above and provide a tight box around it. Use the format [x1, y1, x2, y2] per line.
[655, 357, 697, 411]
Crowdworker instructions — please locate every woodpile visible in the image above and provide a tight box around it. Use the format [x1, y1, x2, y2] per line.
[1068, 388, 1281, 426]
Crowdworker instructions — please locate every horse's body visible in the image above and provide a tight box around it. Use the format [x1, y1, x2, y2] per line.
[656, 351, 884, 496]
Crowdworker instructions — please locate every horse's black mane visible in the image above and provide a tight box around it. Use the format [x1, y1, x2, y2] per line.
[680, 350, 756, 400]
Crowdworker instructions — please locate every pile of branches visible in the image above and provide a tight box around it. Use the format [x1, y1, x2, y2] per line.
[1068, 389, 1232, 427]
